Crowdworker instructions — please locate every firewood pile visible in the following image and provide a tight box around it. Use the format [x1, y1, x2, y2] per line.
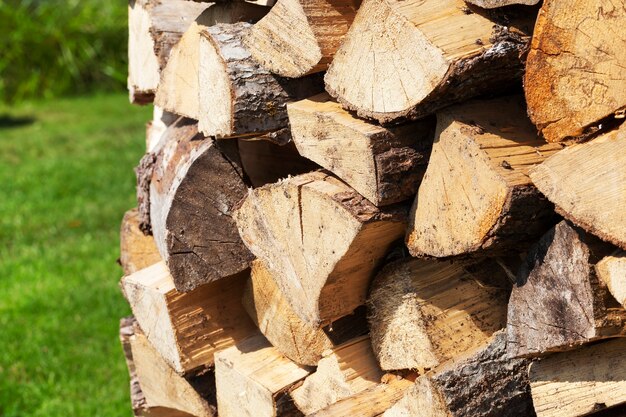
[117, 0, 626, 415]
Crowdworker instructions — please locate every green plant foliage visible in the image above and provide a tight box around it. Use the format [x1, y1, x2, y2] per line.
[0, 0, 128, 102]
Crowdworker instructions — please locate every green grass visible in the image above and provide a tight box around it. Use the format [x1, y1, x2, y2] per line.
[0, 93, 152, 416]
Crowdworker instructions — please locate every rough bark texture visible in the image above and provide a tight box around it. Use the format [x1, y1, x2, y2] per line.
[244, 0, 361, 77]
[524, 0, 626, 142]
[324, 0, 533, 124]
[507, 220, 626, 358]
[406, 96, 561, 258]
[198, 23, 324, 138]
[465, 0, 539, 8]
[288, 93, 435, 206]
[119, 208, 161, 275]
[149, 117, 253, 292]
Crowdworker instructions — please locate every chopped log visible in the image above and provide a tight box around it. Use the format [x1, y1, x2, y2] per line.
[147, 106, 178, 152]
[198, 22, 323, 138]
[368, 258, 509, 371]
[155, 3, 268, 119]
[529, 124, 626, 250]
[234, 171, 407, 326]
[128, 0, 211, 104]
[287, 93, 435, 206]
[406, 96, 561, 258]
[148, 117, 254, 292]
[310, 376, 413, 417]
[121, 261, 256, 374]
[120, 208, 161, 275]
[243, 260, 367, 366]
[529, 337, 626, 417]
[243, 0, 360, 77]
[119, 317, 217, 417]
[237, 138, 319, 188]
[597, 252, 626, 308]
[507, 220, 626, 358]
[291, 336, 383, 414]
[214, 334, 311, 417]
[465, 0, 539, 8]
[524, 0, 626, 142]
[324, 0, 532, 124]
[384, 331, 534, 417]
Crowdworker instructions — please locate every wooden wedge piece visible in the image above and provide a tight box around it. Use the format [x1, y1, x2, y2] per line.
[120, 208, 161, 275]
[597, 252, 626, 308]
[288, 93, 434, 206]
[406, 96, 560, 258]
[147, 106, 178, 152]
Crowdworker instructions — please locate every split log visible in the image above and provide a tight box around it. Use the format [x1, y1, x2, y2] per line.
[119, 317, 217, 417]
[465, 0, 539, 8]
[234, 171, 407, 326]
[128, 0, 211, 104]
[529, 337, 626, 417]
[147, 106, 178, 152]
[597, 252, 626, 308]
[507, 220, 626, 358]
[121, 261, 256, 374]
[287, 93, 435, 206]
[243, 260, 367, 366]
[406, 96, 561, 258]
[198, 22, 323, 138]
[120, 208, 161, 275]
[368, 258, 509, 371]
[214, 334, 311, 417]
[384, 331, 534, 417]
[291, 336, 383, 414]
[237, 138, 319, 188]
[524, 0, 626, 142]
[529, 124, 626, 250]
[324, 0, 532, 124]
[155, 3, 268, 119]
[148, 117, 254, 291]
[243, 0, 360, 77]
[310, 376, 413, 417]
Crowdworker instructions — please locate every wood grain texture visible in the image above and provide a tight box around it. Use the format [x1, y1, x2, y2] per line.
[234, 171, 407, 327]
[406, 96, 561, 258]
[529, 124, 626, 251]
[530, 338, 626, 417]
[244, 0, 361, 77]
[324, 0, 532, 124]
[121, 262, 256, 375]
[368, 258, 509, 371]
[507, 220, 626, 358]
[524, 0, 626, 142]
[288, 93, 434, 206]
[119, 208, 161, 275]
[465, 0, 539, 8]
[597, 251, 626, 308]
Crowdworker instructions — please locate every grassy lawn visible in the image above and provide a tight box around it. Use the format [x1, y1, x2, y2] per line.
[0, 93, 151, 416]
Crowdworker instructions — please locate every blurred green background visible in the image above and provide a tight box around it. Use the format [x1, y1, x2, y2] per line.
[0, 0, 149, 416]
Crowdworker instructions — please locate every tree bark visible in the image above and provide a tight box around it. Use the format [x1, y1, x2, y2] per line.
[121, 262, 257, 375]
[244, 0, 361, 77]
[507, 220, 626, 358]
[198, 22, 324, 138]
[406, 96, 561, 258]
[529, 124, 626, 251]
[368, 258, 509, 372]
[234, 171, 407, 327]
[119, 208, 161, 275]
[288, 93, 435, 206]
[524, 0, 626, 142]
[324, 0, 533, 124]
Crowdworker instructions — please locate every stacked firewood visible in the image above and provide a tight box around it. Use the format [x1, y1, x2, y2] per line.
[118, 0, 626, 415]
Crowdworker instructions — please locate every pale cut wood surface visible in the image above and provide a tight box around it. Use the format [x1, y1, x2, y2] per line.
[368, 258, 508, 371]
[530, 338, 626, 417]
[525, 0, 626, 142]
[406, 96, 561, 258]
[465, 0, 539, 8]
[121, 261, 256, 374]
[119, 208, 161, 275]
[324, 0, 532, 124]
[234, 171, 407, 326]
[507, 221, 626, 358]
[147, 106, 178, 153]
[288, 93, 434, 206]
[292, 336, 383, 414]
[597, 252, 626, 308]
[529, 124, 626, 250]
[215, 334, 311, 417]
[244, 0, 361, 77]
